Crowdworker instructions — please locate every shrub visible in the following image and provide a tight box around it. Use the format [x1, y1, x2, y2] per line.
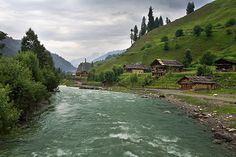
[197, 65, 215, 76]
[0, 86, 19, 133]
[104, 71, 115, 85]
[205, 24, 213, 37]
[142, 74, 152, 87]
[175, 29, 184, 37]
[163, 42, 169, 51]
[183, 49, 193, 68]
[161, 36, 169, 42]
[175, 43, 181, 50]
[130, 74, 138, 87]
[42, 68, 60, 92]
[225, 18, 236, 27]
[226, 29, 233, 35]
[200, 51, 216, 66]
[193, 25, 202, 37]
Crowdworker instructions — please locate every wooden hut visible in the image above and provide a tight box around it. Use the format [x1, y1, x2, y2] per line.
[123, 64, 147, 74]
[215, 58, 236, 72]
[178, 76, 216, 90]
[151, 59, 184, 76]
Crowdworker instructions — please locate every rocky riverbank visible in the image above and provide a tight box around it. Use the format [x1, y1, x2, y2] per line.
[138, 90, 236, 150]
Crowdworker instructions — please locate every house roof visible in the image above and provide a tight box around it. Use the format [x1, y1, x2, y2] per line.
[151, 59, 184, 67]
[215, 58, 236, 64]
[124, 64, 147, 70]
[178, 76, 216, 84]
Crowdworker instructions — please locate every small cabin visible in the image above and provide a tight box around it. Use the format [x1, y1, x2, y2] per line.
[151, 59, 184, 76]
[123, 64, 147, 74]
[215, 58, 236, 72]
[178, 76, 216, 90]
[76, 71, 89, 77]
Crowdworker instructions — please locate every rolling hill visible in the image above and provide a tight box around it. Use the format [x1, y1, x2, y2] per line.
[95, 0, 236, 72]
[0, 36, 76, 72]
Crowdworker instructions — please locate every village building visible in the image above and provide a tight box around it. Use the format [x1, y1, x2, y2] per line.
[123, 64, 147, 74]
[150, 59, 184, 76]
[178, 76, 216, 90]
[76, 59, 93, 77]
[215, 58, 236, 72]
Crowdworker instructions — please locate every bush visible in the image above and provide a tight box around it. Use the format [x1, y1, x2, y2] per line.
[0, 86, 19, 133]
[193, 25, 202, 37]
[130, 74, 138, 87]
[175, 43, 181, 50]
[161, 36, 169, 42]
[175, 29, 184, 37]
[205, 24, 213, 37]
[225, 18, 236, 27]
[183, 49, 193, 68]
[104, 71, 115, 85]
[226, 29, 233, 35]
[163, 42, 169, 51]
[42, 68, 60, 92]
[197, 65, 215, 76]
[200, 51, 216, 66]
[142, 74, 152, 87]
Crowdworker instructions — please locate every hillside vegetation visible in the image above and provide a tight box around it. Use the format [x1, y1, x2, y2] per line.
[95, 0, 236, 72]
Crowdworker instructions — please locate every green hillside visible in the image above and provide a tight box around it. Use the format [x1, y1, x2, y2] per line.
[95, 0, 236, 72]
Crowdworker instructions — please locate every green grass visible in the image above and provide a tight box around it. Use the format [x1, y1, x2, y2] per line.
[95, 0, 236, 72]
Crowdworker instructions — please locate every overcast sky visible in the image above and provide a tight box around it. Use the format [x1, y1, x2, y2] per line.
[0, 0, 213, 61]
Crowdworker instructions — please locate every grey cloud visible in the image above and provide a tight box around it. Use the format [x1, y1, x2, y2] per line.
[0, 0, 213, 60]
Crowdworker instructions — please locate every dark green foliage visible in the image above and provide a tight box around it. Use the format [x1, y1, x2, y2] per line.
[16, 51, 42, 82]
[104, 71, 115, 85]
[112, 65, 124, 78]
[41, 68, 60, 92]
[166, 17, 171, 25]
[161, 36, 169, 42]
[159, 16, 164, 26]
[186, 2, 195, 15]
[154, 17, 159, 28]
[99, 72, 105, 83]
[140, 16, 147, 37]
[197, 65, 214, 76]
[147, 6, 155, 32]
[175, 43, 181, 50]
[163, 42, 169, 51]
[200, 51, 216, 66]
[205, 24, 213, 37]
[193, 25, 202, 36]
[183, 49, 193, 67]
[133, 25, 139, 42]
[226, 29, 233, 35]
[0, 31, 7, 49]
[0, 86, 19, 133]
[87, 69, 97, 81]
[130, 74, 138, 87]
[142, 74, 152, 87]
[175, 29, 184, 37]
[225, 18, 236, 27]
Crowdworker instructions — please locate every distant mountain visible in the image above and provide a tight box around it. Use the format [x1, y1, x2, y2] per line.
[92, 50, 126, 62]
[0, 36, 76, 72]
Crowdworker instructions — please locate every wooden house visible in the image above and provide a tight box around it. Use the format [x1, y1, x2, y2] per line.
[215, 58, 236, 72]
[151, 59, 184, 76]
[123, 64, 147, 74]
[178, 76, 216, 90]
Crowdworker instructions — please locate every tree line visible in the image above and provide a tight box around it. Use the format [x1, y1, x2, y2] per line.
[0, 29, 60, 133]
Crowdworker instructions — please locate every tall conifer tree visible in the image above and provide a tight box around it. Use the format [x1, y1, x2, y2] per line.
[133, 25, 139, 42]
[159, 16, 164, 26]
[140, 16, 147, 37]
[147, 6, 155, 32]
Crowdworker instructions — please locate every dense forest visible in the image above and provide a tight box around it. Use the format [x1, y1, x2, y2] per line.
[0, 29, 60, 134]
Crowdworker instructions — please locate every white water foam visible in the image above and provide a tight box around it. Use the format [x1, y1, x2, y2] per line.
[124, 151, 139, 157]
[109, 133, 141, 143]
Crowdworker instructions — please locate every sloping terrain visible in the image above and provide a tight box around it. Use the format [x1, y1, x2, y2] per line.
[95, 0, 236, 72]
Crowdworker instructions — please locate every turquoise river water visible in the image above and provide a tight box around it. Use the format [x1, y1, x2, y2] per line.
[0, 86, 235, 157]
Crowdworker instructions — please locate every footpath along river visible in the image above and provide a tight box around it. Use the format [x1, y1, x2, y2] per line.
[0, 86, 235, 157]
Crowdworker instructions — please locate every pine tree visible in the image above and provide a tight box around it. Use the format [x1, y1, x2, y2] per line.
[0, 31, 7, 49]
[21, 28, 54, 68]
[183, 49, 193, 67]
[154, 17, 159, 28]
[186, 2, 195, 15]
[130, 29, 134, 45]
[147, 6, 155, 32]
[166, 17, 171, 25]
[159, 16, 164, 26]
[140, 16, 147, 37]
[133, 25, 139, 42]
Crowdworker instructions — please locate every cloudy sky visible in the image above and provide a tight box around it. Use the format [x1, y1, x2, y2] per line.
[0, 0, 213, 61]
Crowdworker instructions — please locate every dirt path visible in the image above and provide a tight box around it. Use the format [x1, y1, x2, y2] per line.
[143, 88, 236, 104]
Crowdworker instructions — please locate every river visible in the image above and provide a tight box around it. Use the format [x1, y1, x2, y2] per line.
[0, 86, 235, 157]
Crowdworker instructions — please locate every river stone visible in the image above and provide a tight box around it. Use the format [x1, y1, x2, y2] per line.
[214, 132, 233, 142]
